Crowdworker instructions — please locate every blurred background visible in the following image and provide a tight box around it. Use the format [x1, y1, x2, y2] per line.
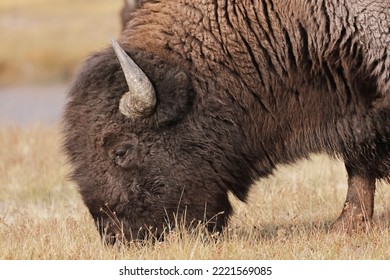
[0, 0, 123, 126]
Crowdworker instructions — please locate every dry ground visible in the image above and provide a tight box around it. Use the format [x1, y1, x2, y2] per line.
[0, 125, 389, 259]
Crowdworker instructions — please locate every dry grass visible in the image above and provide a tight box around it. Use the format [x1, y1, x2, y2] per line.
[0, 0, 121, 85]
[0, 125, 390, 259]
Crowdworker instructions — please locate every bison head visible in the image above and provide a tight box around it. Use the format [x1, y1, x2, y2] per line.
[62, 40, 251, 243]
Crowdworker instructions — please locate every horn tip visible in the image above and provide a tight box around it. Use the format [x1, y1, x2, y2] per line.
[110, 38, 118, 47]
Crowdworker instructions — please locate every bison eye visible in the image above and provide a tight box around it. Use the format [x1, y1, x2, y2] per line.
[104, 138, 138, 169]
[111, 144, 133, 168]
[115, 148, 128, 158]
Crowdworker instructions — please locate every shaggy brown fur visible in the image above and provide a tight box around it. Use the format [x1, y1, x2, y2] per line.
[63, 0, 389, 242]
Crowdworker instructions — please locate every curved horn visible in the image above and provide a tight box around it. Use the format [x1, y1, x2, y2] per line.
[111, 39, 156, 119]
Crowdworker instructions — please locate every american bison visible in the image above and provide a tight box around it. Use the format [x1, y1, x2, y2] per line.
[63, 0, 389, 243]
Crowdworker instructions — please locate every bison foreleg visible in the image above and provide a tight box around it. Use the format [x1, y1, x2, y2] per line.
[331, 164, 376, 233]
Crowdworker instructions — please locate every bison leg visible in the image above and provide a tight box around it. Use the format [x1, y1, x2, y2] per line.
[331, 164, 376, 233]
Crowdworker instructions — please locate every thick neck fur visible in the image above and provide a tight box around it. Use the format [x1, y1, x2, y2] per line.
[118, 0, 389, 192]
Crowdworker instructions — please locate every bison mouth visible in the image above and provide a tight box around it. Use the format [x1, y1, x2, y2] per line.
[96, 203, 228, 245]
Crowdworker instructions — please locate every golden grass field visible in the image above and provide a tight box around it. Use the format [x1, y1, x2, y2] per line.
[0, 126, 389, 259]
[1, 0, 390, 260]
[0, 0, 122, 86]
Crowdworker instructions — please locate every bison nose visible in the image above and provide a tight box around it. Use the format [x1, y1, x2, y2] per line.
[100, 227, 126, 246]
[102, 234, 119, 246]
[97, 220, 126, 245]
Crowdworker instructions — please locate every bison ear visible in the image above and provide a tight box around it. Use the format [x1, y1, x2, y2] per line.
[154, 69, 194, 125]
